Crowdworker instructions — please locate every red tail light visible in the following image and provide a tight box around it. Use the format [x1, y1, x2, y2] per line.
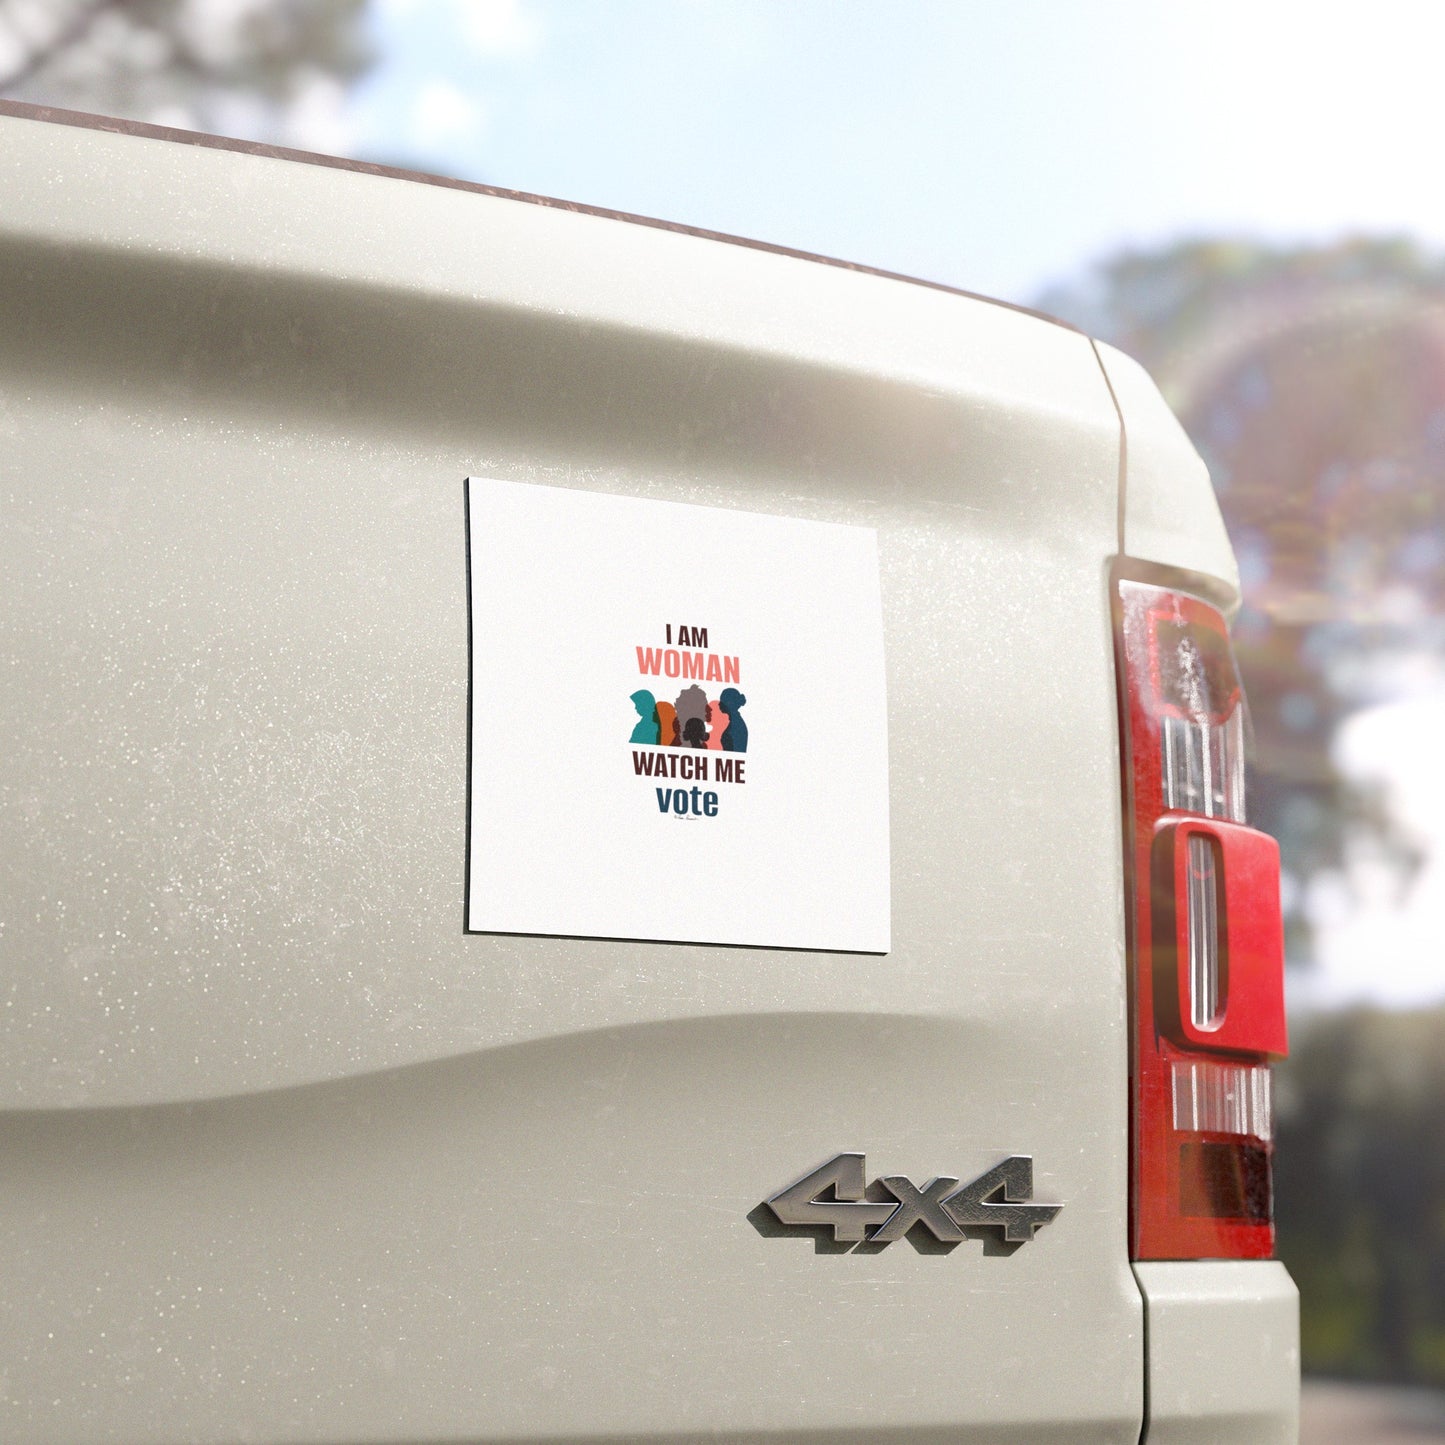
[1115, 578, 1288, 1260]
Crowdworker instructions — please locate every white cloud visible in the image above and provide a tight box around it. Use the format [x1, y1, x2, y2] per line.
[455, 0, 540, 58]
[1337, 699, 1445, 824]
[408, 77, 485, 151]
[278, 68, 356, 156]
[374, 0, 539, 56]
[1292, 694, 1445, 1010]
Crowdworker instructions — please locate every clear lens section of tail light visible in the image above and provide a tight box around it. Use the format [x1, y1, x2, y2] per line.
[1186, 833, 1223, 1031]
[1117, 578, 1288, 1261]
[1171, 1059, 1271, 1140]
[1154, 612, 1247, 822]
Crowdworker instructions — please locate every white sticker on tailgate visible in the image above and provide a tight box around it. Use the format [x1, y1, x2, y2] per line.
[464, 477, 890, 952]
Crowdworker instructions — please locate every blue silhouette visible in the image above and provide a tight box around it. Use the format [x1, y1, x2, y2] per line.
[630, 689, 659, 745]
[718, 687, 748, 753]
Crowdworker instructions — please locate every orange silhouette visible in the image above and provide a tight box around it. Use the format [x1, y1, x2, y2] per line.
[706, 698, 727, 750]
[654, 700, 679, 746]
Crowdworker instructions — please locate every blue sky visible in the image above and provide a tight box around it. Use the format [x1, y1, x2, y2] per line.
[347, 1, 1445, 305]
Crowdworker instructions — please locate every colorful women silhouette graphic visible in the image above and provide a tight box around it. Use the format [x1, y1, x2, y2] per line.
[629, 689, 659, 745]
[674, 684, 709, 748]
[706, 699, 726, 750]
[718, 687, 748, 753]
[654, 699, 679, 747]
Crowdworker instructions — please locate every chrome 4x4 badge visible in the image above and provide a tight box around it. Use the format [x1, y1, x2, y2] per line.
[767, 1153, 1061, 1245]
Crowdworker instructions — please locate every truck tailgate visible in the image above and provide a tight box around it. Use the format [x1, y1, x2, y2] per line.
[0, 108, 1140, 1442]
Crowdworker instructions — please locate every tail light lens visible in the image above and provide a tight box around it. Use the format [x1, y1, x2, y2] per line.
[1116, 579, 1288, 1260]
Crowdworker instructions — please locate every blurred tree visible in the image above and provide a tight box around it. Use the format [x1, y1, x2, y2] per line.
[0, 0, 371, 148]
[1039, 239, 1445, 964]
[1275, 1007, 1445, 1381]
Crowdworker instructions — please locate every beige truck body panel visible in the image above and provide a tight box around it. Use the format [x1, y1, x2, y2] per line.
[0, 107, 1292, 1442]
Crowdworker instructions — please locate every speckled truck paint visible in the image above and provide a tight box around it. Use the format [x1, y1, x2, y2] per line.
[0, 106, 1277, 1445]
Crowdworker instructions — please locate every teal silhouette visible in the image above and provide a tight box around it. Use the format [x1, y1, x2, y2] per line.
[719, 687, 748, 753]
[630, 689, 659, 745]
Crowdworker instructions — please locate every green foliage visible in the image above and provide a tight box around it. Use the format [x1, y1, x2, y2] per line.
[1048, 244, 1445, 1382]
[1276, 1008, 1445, 1381]
[0, 0, 372, 138]
[1037, 237, 1445, 375]
[1041, 237, 1445, 963]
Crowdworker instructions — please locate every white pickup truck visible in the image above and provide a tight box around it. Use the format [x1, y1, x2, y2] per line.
[0, 101, 1298, 1443]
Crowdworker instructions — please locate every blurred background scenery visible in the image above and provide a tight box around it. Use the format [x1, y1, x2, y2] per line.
[5, 0, 1445, 1433]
